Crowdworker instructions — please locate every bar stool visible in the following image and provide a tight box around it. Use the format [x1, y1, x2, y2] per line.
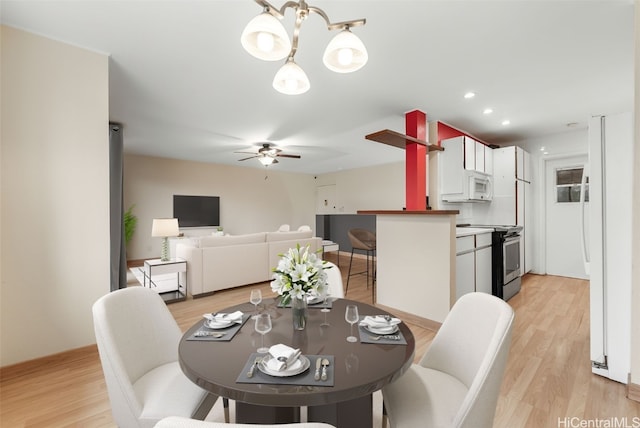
[345, 228, 376, 298]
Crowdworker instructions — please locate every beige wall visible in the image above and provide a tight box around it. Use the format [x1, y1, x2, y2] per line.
[315, 161, 406, 213]
[124, 155, 319, 260]
[0, 26, 110, 366]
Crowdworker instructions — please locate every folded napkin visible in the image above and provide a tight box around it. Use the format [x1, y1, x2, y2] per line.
[203, 311, 244, 324]
[267, 344, 301, 371]
[359, 315, 401, 332]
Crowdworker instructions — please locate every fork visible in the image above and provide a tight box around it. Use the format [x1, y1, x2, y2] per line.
[368, 334, 400, 341]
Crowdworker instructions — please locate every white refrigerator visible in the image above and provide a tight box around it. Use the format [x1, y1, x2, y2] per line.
[582, 112, 633, 384]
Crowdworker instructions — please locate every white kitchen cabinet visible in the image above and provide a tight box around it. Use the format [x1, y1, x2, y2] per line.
[455, 232, 493, 300]
[442, 136, 493, 175]
[475, 233, 493, 294]
[475, 141, 485, 173]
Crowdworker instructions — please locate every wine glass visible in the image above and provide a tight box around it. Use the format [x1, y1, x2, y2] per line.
[321, 286, 331, 314]
[345, 305, 359, 343]
[254, 313, 272, 353]
[250, 289, 262, 319]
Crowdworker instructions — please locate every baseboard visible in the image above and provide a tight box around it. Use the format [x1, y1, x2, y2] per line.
[627, 374, 640, 402]
[0, 344, 98, 382]
[374, 303, 442, 332]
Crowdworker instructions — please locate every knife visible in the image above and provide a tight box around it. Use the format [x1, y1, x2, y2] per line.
[247, 357, 260, 378]
[314, 357, 322, 381]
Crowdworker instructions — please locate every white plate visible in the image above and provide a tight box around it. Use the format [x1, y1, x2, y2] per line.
[362, 324, 399, 335]
[307, 296, 323, 305]
[204, 319, 234, 329]
[258, 355, 310, 377]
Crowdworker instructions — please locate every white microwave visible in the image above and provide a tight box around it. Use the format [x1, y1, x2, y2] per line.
[441, 170, 493, 202]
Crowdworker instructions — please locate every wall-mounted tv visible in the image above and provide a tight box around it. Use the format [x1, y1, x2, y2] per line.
[173, 195, 220, 228]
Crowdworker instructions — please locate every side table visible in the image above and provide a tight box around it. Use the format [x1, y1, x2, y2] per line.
[143, 258, 187, 303]
[322, 240, 340, 266]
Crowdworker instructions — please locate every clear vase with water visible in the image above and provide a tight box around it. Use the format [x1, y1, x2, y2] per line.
[292, 297, 308, 330]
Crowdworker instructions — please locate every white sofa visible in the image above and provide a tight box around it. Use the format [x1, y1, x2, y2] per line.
[176, 230, 321, 297]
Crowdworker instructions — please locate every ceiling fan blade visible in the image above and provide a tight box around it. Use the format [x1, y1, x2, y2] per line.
[276, 154, 301, 159]
[237, 155, 259, 161]
[234, 150, 259, 155]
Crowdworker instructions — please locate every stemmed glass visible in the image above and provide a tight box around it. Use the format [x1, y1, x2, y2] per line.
[321, 286, 331, 314]
[345, 305, 359, 343]
[250, 289, 262, 319]
[320, 287, 331, 327]
[254, 313, 272, 353]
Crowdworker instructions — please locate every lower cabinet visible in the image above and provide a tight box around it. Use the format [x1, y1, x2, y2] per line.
[455, 232, 493, 300]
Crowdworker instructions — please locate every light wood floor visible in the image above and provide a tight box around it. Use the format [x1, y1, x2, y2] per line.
[1, 255, 638, 427]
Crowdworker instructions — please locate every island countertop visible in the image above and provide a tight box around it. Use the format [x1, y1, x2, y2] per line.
[357, 210, 459, 215]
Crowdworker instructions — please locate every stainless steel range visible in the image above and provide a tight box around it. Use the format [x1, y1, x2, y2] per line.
[490, 225, 523, 301]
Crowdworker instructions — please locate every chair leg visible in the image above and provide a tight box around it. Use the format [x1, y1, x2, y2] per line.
[345, 249, 355, 296]
[382, 401, 388, 428]
[365, 250, 370, 289]
[223, 398, 229, 423]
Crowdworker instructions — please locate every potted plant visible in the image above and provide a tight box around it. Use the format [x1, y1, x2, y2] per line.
[124, 205, 137, 245]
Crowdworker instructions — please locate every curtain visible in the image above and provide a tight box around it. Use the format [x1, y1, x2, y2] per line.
[109, 123, 126, 291]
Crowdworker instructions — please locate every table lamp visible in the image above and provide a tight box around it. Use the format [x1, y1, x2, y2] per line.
[152, 218, 179, 261]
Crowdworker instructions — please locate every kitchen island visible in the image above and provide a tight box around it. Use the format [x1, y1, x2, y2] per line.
[358, 210, 458, 328]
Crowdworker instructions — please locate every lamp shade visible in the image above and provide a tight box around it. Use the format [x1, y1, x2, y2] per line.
[241, 12, 291, 61]
[259, 156, 276, 166]
[272, 59, 310, 95]
[323, 29, 368, 73]
[151, 218, 179, 237]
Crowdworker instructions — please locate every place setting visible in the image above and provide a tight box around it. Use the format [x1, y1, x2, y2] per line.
[237, 343, 334, 387]
[356, 312, 408, 345]
[187, 310, 250, 342]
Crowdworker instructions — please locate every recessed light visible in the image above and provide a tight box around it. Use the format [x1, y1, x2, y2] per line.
[566, 122, 579, 128]
[501, 120, 511, 126]
[540, 146, 546, 151]
[483, 108, 493, 115]
[464, 92, 475, 99]
[543, 151, 549, 155]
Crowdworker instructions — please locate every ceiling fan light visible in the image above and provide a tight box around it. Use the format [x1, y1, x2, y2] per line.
[258, 156, 275, 166]
[241, 12, 291, 61]
[323, 29, 368, 73]
[272, 59, 310, 95]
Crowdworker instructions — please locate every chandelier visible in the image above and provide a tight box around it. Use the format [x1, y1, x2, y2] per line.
[241, 0, 368, 95]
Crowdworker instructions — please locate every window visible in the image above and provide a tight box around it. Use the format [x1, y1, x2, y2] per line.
[556, 167, 588, 203]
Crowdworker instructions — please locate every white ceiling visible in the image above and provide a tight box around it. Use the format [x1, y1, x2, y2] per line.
[1, 0, 634, 174]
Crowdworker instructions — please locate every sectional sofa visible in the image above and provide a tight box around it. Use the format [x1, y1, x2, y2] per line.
[176, 230, 321, 297]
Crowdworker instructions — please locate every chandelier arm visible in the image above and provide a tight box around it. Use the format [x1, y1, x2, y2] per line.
[306, 6, 365, 30]
[288, 11, 305, 59]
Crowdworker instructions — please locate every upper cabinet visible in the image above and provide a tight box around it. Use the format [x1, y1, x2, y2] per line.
[516, 146, 531, 182]
[442, 136, 493, 175]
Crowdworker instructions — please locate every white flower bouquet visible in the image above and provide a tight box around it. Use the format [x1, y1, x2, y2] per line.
[270, 244, 329, 305]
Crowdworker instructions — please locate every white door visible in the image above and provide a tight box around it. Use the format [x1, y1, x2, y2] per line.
[544, 155, 589, 279]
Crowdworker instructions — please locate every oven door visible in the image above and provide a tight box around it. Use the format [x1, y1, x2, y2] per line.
[503, 234, 521, 284]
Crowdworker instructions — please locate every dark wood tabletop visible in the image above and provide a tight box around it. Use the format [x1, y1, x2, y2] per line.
[178, 297, 415, 426]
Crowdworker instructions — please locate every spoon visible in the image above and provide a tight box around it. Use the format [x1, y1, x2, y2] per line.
[194, 331, 225, 338]
[321, 358, 330, 381]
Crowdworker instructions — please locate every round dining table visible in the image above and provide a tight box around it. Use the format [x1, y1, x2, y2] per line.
[179, 297, 415, 428]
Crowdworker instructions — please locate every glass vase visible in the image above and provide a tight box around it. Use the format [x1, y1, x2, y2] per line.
[291, 297, 308, 331]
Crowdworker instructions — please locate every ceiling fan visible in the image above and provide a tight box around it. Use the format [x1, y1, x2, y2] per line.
[235, 143, 301, 166]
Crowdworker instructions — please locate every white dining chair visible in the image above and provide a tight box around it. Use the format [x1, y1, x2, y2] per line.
[154, 416, 336, 428]
[297, 225, 311, 231]
[381, 292, 515, 428]
[93, 287, 229, 428]
[324, 261, 344, 298]
[278, 224, 291, 232]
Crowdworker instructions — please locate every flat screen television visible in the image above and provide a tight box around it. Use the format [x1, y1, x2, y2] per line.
[173, 195, 220, 228]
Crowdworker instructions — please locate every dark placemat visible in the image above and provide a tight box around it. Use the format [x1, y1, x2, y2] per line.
[186, 314, 250, 342]
[277, 297, 334, 310]
[236, 353, 334, 386]
[358, 324, 408, 345]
